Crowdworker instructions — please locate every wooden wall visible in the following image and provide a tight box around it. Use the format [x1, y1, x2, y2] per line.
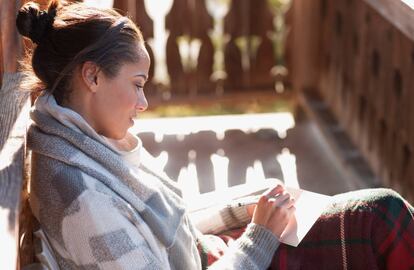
[289, 0, 414, 201]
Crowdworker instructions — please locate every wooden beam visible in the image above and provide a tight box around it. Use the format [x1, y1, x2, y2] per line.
[1, 0, 21, 73]
[364, 0, 414, 42]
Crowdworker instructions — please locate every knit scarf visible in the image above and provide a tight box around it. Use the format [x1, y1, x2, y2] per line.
[28, 107, 188, 252]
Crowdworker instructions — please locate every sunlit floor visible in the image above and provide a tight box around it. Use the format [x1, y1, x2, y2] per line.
[132, 112, 368, 205]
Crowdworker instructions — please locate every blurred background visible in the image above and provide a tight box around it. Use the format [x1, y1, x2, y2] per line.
[2, 0, 414, 267]
[3, 0, 414, 201]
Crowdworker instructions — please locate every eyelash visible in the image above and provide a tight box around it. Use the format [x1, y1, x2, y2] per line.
[135, 85, 144, 91]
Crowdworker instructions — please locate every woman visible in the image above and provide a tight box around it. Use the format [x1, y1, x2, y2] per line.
[17, 1, 413, 269]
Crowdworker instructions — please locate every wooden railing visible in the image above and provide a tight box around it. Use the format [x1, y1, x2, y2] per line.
[289, 0, 414, 202]
[113, 0, 291, 103]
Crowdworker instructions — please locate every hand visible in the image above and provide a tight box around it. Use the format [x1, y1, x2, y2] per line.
[251, 185, 295, 238]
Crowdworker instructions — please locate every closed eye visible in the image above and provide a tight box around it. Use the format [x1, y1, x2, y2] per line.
[135, 85, 145, 93]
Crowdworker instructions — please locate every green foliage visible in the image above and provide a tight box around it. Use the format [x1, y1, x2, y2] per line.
[139, 99, 293, 119]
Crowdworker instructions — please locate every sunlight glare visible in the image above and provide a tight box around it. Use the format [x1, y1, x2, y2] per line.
[211, 153, 229, 191]
[83, 0, 114, 8]
[132, 113, 295, 139]
[154, 151, 168, 171]
[402, 0, 414, 9]
[177, 163, 200, 201]
[277, 148, 299, 188]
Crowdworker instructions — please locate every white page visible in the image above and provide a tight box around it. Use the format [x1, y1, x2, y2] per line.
[278, 187, 332, 247]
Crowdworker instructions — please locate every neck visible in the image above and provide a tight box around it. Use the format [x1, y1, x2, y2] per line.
[108, 133, 138, 152]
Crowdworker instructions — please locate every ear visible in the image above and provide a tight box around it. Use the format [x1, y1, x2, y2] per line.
[80, 61, 100, 93]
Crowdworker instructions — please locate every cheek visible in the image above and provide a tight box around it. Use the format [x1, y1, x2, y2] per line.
[108, 82, 136, 110]
[112, 88, 137, 124]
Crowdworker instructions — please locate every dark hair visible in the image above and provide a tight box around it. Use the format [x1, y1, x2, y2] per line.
[16, 0, 144, 104]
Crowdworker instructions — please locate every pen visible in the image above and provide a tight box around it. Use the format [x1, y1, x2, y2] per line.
[236, 198, 259, 207]
[236, 194, 284, 207]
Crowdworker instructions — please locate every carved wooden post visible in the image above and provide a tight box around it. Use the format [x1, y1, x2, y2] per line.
[250, 0, 274, 89]
[165, 0, 187, 96]
[0, 0, 32, 268]
[224, 0, 247, 91]
[194, 0, 214, 95]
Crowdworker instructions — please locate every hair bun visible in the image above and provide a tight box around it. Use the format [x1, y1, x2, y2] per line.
[16, 1, 58, 44]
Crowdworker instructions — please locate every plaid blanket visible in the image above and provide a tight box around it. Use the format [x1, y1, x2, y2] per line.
[198, 189, 414, 269]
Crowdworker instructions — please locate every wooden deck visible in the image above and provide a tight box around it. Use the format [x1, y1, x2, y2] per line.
[137, 99, 376, 201]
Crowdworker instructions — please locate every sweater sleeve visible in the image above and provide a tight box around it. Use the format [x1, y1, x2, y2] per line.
[207, 223, 280, 270]
[189, 196, 260, 235]
[57, 190, 168, 269]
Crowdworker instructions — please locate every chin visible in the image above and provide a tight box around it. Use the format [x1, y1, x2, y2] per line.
[104, 129, 127, 140]
[113, 131, 127, 140]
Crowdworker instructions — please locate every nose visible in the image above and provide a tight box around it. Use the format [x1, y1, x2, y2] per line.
[135, 89, 148, 112]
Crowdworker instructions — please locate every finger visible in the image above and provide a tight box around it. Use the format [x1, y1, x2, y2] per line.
[286, 206, 296, 219]
[263, 184, 285, 198]
[269, 192, 290, 207]
[253, 195, 274, 224]
[285, 197, 295, 208]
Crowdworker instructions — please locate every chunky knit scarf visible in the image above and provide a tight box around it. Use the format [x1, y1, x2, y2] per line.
[28, 101, 279, 269]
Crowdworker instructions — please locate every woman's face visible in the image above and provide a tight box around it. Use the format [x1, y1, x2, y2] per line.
[90, 46, 150, 139]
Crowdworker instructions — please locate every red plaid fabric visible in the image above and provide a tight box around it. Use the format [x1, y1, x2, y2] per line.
[197, 189, 414, 270]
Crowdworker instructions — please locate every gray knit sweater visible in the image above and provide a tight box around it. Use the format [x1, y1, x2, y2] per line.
[27, 97, 280, 269]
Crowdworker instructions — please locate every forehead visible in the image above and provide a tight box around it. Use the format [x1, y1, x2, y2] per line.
[119, 45, 150, 77]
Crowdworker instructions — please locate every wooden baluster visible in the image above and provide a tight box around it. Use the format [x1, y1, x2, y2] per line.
[224, 0, 246, 91]
[113, 0, 136, 20]
[166, 0, 187, 96]
[113, 1, 157, 97]
[283, 5, 293, 91]
[223, 38, 243, 91]
[113, 0, 127, 13]
[135, 1, 157, 97]
[135, 0, 153, 39]
[160, 134, 189, 183]
[194, 0, 214, 95]
[250, 0, 274, 90]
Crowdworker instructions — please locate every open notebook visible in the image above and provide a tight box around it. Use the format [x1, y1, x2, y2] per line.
[278, 187, 331, 247]
[237, 187, 331, 247]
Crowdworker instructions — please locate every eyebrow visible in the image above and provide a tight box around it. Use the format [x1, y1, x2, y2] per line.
[134, 74, 148, 81]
